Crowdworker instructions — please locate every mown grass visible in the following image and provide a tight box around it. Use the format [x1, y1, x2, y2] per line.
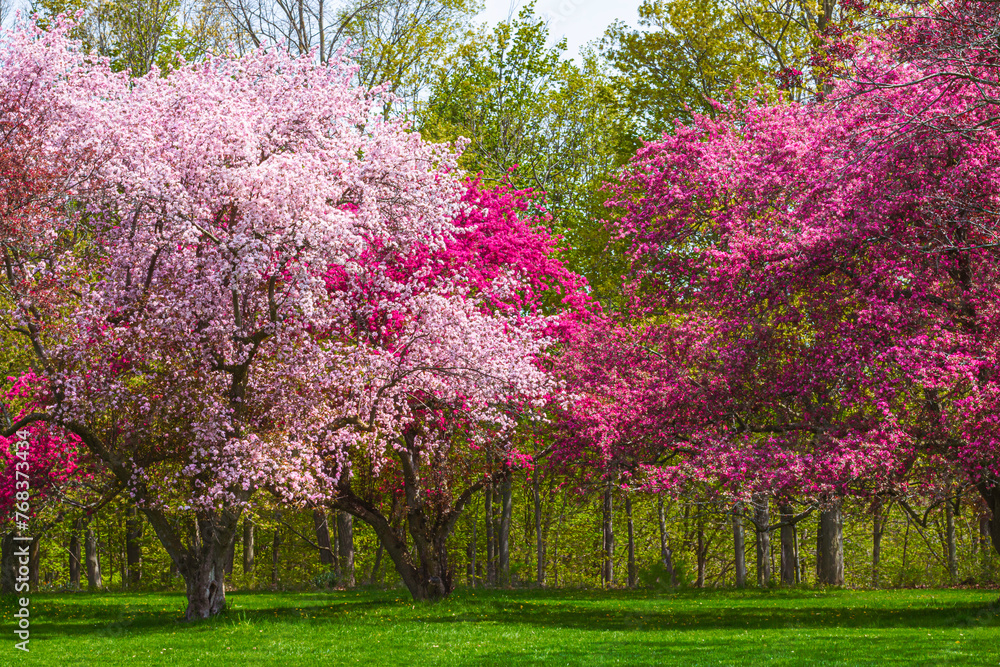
[0, 586, 997, 665]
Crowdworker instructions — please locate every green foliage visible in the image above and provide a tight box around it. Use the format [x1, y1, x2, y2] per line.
[419, 3, 633, 307]
[601, 0, 907, 141]
[602, 0, 769, 135]
[310, 568, 341, 590]
[638, 558, 688, 591]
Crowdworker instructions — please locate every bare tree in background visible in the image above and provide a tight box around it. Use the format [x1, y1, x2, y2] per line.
[214, 0, 478, 102]
[32, 0, 235, 75]
[91, 0, 180, 75]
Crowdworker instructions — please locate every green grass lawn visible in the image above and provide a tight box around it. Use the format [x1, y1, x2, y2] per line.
[0, 586, 997, 665]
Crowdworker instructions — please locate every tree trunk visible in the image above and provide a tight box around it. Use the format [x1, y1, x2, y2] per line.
[313, 509, 334, 566]
[242, 517, 255, 575]
[334, 492, 453, 600]
[946, 491, 958, 583]
[732, 503, 746, 588]
[85, 527, 102, 590]
[534, 475, 545, 587]
[626, 495, 637, 588]
[126, 506, 142, 586]
[1, 532, 17, 593]
[816, 516, 823, 581]
[142, 506, 243, 621]
[981, 515, 992, 567]
[602, 480, 614, 588]
[469, 502, 477, 588]
[28, 536, 39, 590]
[658, 494, 677, 586]
[466, 540, 474, 586]
[553, 498, 566, 587]
[794, 520, 802, 583]
[182, 550, 228, 620]
[337, 511, 355, 586]
[224, 527, 237, 577]
[498, 474, 512, 587]
[69, 519, 82, 589]
[754, 493, 771, 587]
[779, 503, 797, 586]
[370, 539, 384, 585]
[872, 499, 885, 588]
[329, 436, 486, 602]
[330, 508, 342, 578]
[485, 482, 495, 586]
[271, 526, 281, 588]
[898, 512, 911, 587]
[975, 482, 1000, 558]
[696, 518, 707, 588]
[818, 500, 845, 585]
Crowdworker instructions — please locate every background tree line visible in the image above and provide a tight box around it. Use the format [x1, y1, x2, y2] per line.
[7, 467, 996, 593]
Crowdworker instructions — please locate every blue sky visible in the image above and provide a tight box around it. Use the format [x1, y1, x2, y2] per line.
[476, 0, 645, 57]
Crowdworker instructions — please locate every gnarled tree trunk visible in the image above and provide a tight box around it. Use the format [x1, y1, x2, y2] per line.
[333, 491, 454, 600]
[331, 433, 498, 601]
[142, 505, 243, 621]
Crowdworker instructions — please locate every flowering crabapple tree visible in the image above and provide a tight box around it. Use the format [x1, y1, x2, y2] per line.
[0, 19, 570, 618]
[594, 0, 1000, 573]
[308, 181, 592, 600]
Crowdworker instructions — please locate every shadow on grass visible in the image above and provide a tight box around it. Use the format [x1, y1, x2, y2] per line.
[13, 587, 1000, 642]
[419, 599, 999, 633]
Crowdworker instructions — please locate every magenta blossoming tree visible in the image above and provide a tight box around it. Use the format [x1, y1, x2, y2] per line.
[577, 0, 1000, 567]
[0, 374, 93, 514]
